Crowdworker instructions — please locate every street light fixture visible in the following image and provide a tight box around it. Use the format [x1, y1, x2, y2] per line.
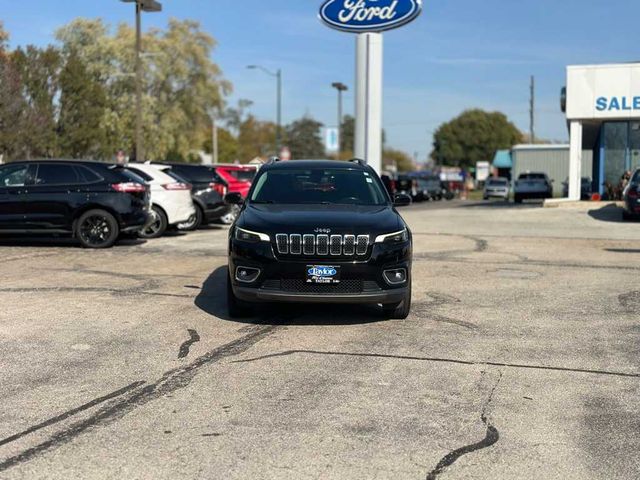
[247, 65, 282, 151]
[120, 0, 162, 162]
[331, 82, 348, 157]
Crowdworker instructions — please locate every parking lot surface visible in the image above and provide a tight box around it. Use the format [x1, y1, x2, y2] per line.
[1, 201, 639, 479]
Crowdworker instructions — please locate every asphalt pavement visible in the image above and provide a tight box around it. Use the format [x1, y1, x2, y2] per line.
[0, 200, 639, 479]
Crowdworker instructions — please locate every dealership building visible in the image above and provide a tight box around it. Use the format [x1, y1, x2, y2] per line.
[492, 63, 640, 200]
[564, 63, 640, 200]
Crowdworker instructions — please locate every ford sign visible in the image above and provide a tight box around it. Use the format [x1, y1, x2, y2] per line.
[319, 0, 423, 33]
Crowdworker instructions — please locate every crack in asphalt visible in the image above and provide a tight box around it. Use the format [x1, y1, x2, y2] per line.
[0, 325, 278, 472]
[426, 371, 503, 480]
[232, 350, 640, 379]
[0, 382, 146, 448]
[178, 329, 201, 359]
[412, 292, 479, 330]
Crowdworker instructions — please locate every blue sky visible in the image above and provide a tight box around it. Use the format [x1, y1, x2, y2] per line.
[2, 0, 640, 160]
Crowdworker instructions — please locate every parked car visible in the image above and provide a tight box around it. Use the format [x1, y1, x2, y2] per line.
[396, 175, 419, 202]
[213, 165, 258, 224]
[126, 163, 195, 239]
[622, 168, 640, 221]
[483, 177, 510, 200]
[416, 176, 444, 201]
[562, 177, 593, 200]
[514, 172, 553, 203]
[152, 163, 230, 231]
[225, 159, 413, 319]
[214, 165, 257, 199]
[0, 160, 150, 248]
[380, 174, 396, 198]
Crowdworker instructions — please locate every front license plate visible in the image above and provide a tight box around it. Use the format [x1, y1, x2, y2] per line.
[307, 265, 341, 284]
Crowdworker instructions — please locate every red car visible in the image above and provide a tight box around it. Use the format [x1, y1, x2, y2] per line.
[214, 165, 257, 199]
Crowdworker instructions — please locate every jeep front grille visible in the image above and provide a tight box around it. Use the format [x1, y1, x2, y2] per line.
[275, 234, 369, 257]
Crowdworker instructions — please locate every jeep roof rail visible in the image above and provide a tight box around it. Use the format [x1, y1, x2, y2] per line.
[349, 158, 366, 166]
[267, 156, 281, 165]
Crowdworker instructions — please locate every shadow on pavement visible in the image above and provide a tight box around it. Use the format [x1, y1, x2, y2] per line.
[588, 204, 625, 223]
[195, 266, 389, 326]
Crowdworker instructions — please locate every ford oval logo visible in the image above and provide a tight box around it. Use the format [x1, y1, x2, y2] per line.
[308, 267, 338, 277]
[319, 0, 423, 33]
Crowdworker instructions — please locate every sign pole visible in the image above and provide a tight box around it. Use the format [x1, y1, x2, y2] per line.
[355, 32, 383, 174]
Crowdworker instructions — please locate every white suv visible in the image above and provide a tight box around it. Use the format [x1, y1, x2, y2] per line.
[126, 163, 196, 238]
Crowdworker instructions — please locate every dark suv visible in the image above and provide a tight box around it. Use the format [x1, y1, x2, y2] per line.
[226, 159, 413, 319]
[0, 160, 150, 248]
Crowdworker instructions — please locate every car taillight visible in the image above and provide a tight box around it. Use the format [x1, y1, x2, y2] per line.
[163, 183, 191, 191]
[210, 182, 227, 196]
[111, 183, 146, 193]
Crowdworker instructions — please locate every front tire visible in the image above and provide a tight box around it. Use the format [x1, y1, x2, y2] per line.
[139, 206, 168, 239]
[178, 205, 203, 231]
[227, 273, 253, 318]
[220, 205, 240, 225]
[382, 280, 412, 320]
[76, 209, 119, 249]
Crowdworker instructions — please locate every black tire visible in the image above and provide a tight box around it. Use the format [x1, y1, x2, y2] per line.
[219, 205, 240, 225]
[514, 195, 523, 204]
[178, 205, 203, 231]
[483, 196, 489, 201]
[139, 206, 168, 239]
[622, 211, 631, 221]
[382, 280, 412, 320]
[227, 273, 253, 318]
[76, 209, 119, 249]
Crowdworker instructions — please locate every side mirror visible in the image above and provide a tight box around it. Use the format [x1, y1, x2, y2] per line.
[393, 194, 412, 207]
[224, 192, 244, 205]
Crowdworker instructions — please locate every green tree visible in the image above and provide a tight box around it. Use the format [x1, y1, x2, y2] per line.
[340, 114, 355, 153]
[55, 18, 231, 161]
[285, 116, 325, 160]
[202, 127, 239, 164]
[383, 148, 414, 172]
[237, 115, 277, 161]
[0, 21, 8, 52]
[0, 54, 28, 160]
[431, 109, 523, 169]
[11, 46, 61, 158]
[58, 52, 108, 158]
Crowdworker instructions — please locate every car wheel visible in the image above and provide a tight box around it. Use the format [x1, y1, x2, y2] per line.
[178, 205, 203, 232]
[622, 211, 631, 221]
[76, 209, 119, 249]
[514, 195, 522, 204]
[483, 196, 489, 201]
[139, 206, 168, 239]
[220, 205, 240, 225]
[227, 273, 253, 318]
[382, 280, 412, 320]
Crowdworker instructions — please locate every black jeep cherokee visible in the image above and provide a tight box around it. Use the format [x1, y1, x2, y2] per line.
[226, 159, 412, 319]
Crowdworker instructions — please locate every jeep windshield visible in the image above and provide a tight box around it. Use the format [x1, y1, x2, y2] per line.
[250, 168, 388, 206]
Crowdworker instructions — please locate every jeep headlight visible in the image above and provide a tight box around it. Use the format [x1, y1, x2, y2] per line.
[235, 227, 270, 243]
[374, 229, 409, 244]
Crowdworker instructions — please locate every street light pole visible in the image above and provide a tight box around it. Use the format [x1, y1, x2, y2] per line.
[120, 0, 162, 162]
[247, 65, 282, 151]
[135, 2, 143, 162]
[331, 82, 348, 157]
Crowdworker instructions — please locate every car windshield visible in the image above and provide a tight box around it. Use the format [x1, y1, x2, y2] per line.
[519, 173, 546, 181]
[488, 179, 508, 186]
[250, 168, 388, 206]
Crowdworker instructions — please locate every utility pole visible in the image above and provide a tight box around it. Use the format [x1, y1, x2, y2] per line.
[530, 75, 536, 145]
[331, 82, 348, 156]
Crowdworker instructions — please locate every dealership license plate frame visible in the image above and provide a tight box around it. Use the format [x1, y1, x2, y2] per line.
[306, 265, 341, 285]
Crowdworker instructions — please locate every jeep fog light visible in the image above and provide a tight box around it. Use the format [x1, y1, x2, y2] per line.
[235, 267, 261, 284]
[383, 268, 407, 285]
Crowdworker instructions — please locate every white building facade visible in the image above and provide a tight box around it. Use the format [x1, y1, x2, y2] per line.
[565, 63, 640, 200]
